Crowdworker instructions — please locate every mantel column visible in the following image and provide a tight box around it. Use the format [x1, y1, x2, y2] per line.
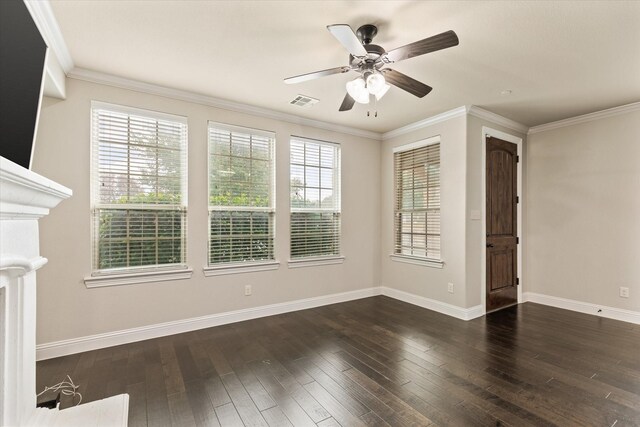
[0, 156, 72, 427]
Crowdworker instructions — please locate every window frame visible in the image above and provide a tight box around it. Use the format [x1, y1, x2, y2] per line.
[391, 135, 443, 268]
[288, 136, 343, 266]
[205, 121, 278, 274]
[86, 101, 190, 286]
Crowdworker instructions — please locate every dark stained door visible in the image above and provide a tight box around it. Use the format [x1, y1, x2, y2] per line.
[486, 137, 518, 312]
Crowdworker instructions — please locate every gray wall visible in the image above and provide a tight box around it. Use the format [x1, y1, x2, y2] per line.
[526, 110, 640, 311]
[32, 78, 381, 345]
[379, 115, 469, 307]
[33, 77, 639, 349]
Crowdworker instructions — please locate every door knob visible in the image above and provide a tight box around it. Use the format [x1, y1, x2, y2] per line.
[486, 243, 494, 248]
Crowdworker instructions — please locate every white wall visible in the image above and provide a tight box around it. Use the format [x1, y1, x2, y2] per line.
[379, 115, 469, 307]
[526, 109, 640, 311]
[32, 78, 381, 346]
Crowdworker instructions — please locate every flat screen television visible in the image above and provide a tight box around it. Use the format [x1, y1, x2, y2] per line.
[0, 0, 48, 170]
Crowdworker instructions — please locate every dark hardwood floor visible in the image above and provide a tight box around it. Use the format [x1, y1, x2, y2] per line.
[36, 296, 640, 426]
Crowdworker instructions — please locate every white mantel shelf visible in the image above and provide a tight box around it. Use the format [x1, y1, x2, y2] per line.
[0, 156, 129, 426]
[0, 157, 72, 220]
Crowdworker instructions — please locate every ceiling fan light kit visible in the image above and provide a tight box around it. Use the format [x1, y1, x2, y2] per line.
[374, 83, 390, 101]
[284, 24, 459, 112]
[365, 72, 387, 96]
[346, 77, 369, 104]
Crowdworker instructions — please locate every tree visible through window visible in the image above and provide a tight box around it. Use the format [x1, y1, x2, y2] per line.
[394, 139, 441, 260]
[290, 137, 341, 258]
[208, 123, 275, 264]
[91, 102, 188, 272]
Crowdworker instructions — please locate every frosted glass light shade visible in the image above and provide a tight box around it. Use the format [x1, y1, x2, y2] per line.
[346, 77, 369, 104]
[366, 72, 386, 95]
[375, 83, 391, 100]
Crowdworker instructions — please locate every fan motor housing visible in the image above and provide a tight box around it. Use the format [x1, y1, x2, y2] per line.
[356, 24, 378, 45]
[349, 44, 386, 69]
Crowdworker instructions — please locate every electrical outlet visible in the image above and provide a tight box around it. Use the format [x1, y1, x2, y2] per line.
[245, 285, 252, 296]
[447, 283, 454, 293]
[619, 287, 629, 298]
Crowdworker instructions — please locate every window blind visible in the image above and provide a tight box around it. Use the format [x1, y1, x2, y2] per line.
[208, 123, 275, 264]
[91, 102, 188, 273]
[290, 137, 341, 259]
[394, 141, 441, 259]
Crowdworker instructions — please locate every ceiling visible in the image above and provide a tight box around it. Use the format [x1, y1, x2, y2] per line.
[49, 0, 640, 133]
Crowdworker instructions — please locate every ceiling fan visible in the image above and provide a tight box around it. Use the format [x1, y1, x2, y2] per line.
[284, 24, 459, 111]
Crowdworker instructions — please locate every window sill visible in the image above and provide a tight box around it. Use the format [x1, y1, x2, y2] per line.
[288, 256, 345, 269]
[84, 267, 193, 288]
[389, 254, 444, 269]
[203, 261, 280, 277]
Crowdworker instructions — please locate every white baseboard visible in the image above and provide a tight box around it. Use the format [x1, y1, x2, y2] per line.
[37, 286, 489, 360]
[36, 287, 640, 361]
[36, 287, 382, 360]
[380, 287, 483, 321]
[523, 292, 640, 325]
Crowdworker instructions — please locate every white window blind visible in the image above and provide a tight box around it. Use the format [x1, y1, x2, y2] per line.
[290, 137, 341, 259]
[394, 140, 441, 259]
[91, 102, 188, 273]
[208, 123, 275, 264]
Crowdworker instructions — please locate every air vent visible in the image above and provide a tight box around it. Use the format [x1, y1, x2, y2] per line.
[289, 94, 319, 108]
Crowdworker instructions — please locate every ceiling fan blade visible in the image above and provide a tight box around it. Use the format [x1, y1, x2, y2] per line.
[383, 69, 433, 98]
[327, 24, 368, 57]
[284, 66, 351, 84]
[339, 93, 355, 111]
[385, 30, 459, 63]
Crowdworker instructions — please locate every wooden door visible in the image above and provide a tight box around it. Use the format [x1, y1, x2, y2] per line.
[486, 136, 518, 312]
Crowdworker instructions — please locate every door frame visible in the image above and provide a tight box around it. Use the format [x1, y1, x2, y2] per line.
[480, 127, 523, 314]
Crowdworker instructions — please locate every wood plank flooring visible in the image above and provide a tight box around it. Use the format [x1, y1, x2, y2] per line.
[36, 297, 640, 426]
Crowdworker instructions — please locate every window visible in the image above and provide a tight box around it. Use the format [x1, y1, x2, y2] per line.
[290, 137, 341, 259]
[91, 102, 188, 273]
[208, 123, 275, 265]
[393, 138, 441, 260]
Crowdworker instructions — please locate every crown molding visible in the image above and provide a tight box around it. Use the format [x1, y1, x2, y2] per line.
[24, 0, 74, 73]
[68, 68, 382, 141]
[467, 106, 529, 135]
[381, 106, 468, 140]
[527, 102, 640, 135]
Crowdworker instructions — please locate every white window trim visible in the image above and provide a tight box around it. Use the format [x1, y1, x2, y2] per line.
[392, 134, 440, 153]
[203, 261, 280, 277]
[207, 121, 277, 267]
[91, 101, 189, 125]
[289, 136, 342, 260]
[389, 254, 444, 269]
[209, 121, 275, 139]
[287, 256, 345, 269]
[392, 135, 442, 263]
[90, 101, 189, 277]
[84, 267, 193, 288]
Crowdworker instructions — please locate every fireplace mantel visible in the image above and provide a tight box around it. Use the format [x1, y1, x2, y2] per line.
[0, 157, 73, 221]
[0, 156, 128, 426]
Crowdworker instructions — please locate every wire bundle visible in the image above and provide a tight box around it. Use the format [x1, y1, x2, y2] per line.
[37, 375, 82, 406]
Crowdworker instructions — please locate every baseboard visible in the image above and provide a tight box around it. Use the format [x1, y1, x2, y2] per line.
[36, 287, 640, 360]
[37, 285, 489, 360]
[380, 287, 483, 321]
[36, 286, 382, 360]
[523, 292, 640, 325]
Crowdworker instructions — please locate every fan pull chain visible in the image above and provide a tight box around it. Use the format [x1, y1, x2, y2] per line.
[367, 96, 378, 118]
